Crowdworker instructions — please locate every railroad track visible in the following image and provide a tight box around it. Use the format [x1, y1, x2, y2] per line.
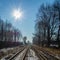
[1, 45, 60, 60]
[1, 46, 29, 60]
[32, 45, 60, 60]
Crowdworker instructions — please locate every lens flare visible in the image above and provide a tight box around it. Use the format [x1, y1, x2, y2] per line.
[13, 9, 22, 20]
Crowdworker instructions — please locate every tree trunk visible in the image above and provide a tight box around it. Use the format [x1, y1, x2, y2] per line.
[1, 22, 3, 41]
[47, 26, 51, 47]
[57, 25, 60, 47]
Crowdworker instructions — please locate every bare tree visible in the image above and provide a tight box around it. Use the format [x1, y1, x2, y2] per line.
[53, 0, 60, 47]
[23, 36, 27, 45]
[35, 1, 59, 47]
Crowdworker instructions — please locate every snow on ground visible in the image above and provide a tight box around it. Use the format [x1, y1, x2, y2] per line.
[25, 49, 39, 60]
[1, 48, 39, 60]
[11, 48, 39, 60]
[14, 48, 27, 60]
[0, 48, 14, 53]
[14, 48, 39, 60]
[0, 47, 18, 60]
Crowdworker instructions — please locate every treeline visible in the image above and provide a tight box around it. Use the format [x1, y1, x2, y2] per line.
[33, 0, 60, 47]
[0, 18, 22, 48]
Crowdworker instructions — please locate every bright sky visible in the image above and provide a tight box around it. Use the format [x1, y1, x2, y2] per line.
[0, 0, 54, 42]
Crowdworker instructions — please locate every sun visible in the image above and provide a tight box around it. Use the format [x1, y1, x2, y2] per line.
[13, 9, 22, 20]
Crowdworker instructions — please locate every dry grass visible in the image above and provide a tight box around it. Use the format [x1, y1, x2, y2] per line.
[44, 47, 60, 55]
[33, 45, 60, 57]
